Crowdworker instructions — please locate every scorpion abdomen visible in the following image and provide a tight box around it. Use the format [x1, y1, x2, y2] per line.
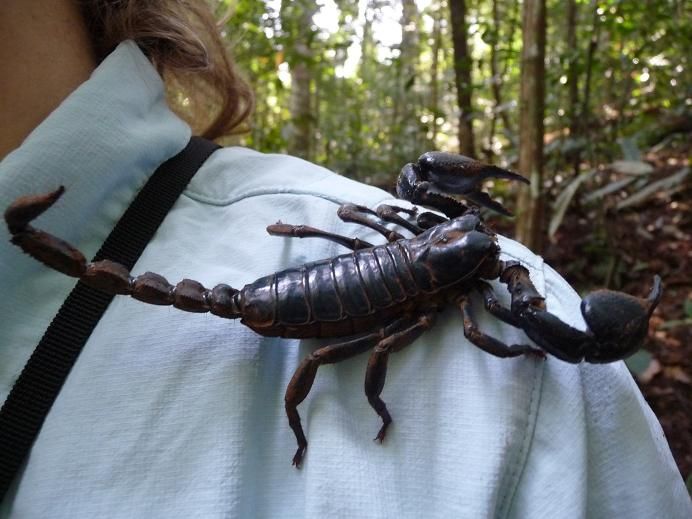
[236, 241, 423, 338]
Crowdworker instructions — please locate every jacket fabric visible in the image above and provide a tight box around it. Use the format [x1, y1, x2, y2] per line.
[0, 41, 689, 518]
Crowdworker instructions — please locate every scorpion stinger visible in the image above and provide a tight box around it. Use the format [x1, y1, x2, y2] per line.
[397, 152, 529, 217]
[5, 187, 244, 318]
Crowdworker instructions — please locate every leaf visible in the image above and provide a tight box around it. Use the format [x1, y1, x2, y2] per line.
[548, 171, 596, 238]
[618, 136, 641, 161]
[625, 350, 653, 378]
[583, 176, 637, 202]
[492, 101, 515, 114]
[480, 27, 498, 45]
[560, 136, 587, 154]
[638, 358, 662, 384]
[611, 160, 654, 176]
[663, 366, 692, 385]
[659, 318, 692, 330]
[616, 167, 690, 210]
[404, 75, 415, 91]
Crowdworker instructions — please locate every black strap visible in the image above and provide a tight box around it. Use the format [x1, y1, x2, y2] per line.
[0, 136, 220, 500]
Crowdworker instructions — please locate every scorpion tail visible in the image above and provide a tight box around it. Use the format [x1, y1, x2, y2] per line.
[5, 186, 66, 234]
[6, 187, 243, 320]
[5, 186, 88, 278]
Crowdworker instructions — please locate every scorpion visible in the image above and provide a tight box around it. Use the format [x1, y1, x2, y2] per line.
[5, 152, 662, 467]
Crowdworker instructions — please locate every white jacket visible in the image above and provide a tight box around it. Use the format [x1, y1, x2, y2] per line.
[0, 42, 689, 518]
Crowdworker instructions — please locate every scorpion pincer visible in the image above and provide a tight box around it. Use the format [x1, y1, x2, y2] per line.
[4, 152, 662, 467]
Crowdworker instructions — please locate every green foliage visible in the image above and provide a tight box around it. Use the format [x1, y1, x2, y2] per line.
[624, 349, 653, 377]
[212, 0, 688, 190]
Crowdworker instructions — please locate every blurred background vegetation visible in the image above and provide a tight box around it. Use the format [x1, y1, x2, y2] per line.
[190, 0, 690, 484]
[202, 0, 690, 253]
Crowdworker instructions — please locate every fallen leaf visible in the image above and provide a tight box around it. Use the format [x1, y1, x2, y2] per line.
[663, 366, 692, 385]
[611, 160, 654, 176]
[637, 358, 662, 384]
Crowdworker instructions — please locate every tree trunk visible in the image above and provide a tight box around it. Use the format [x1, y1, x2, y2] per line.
[359, 4, 374, 82]
[515, 0, 546, 251]
[487, 0, 514, 155]
[390, 0, 420, 164]
[283, 0, 317, 160]
[430, 5, 443, 144]
[565, 0, 580, 175]
[566, 0, 579, 136]
[449, 0, 475, 156]
[288, 56, 313, 159]
[580, 0, 601, 165]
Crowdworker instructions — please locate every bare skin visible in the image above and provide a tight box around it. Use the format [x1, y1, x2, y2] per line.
[0, 0, 96, 160]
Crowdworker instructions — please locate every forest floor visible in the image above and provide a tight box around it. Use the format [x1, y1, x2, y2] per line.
[538, 134, 691, 487]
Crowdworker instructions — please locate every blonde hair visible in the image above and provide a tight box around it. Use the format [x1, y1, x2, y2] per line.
[80, 0, 254, 139]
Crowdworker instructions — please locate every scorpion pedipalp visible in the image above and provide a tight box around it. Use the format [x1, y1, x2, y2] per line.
[397, 151, 529, 217]
[495, 264, 663, 363]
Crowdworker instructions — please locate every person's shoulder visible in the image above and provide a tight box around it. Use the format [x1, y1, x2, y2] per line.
[184, 146, 390, 208]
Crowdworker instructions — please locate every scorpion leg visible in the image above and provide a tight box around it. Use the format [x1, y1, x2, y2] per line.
[266, 223, 375, 250]
[337, 204, 406, 242]
[415, 211, 448, 230]
[459, 297, 545, 359]
[285, 318, 410, 467]
[475, 280, 524, 328]
[364, 310, 437, 442]
[374, 204, 423, 235]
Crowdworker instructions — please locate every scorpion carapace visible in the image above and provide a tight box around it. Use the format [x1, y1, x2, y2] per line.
[5, 152, 662, 467]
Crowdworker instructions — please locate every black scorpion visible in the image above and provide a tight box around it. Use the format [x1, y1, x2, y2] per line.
[5, 152, 662, 467]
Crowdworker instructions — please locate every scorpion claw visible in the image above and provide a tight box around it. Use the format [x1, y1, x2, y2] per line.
[576, 275, 663, 363]
[502, 265, 663, 364]
[396, 152, 528, 217]
[463, 190, 514, 217]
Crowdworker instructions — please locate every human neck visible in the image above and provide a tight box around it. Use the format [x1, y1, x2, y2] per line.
[0, 0, 97, 160]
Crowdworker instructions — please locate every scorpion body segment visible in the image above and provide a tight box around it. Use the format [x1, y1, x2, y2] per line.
[243, 221, 500, 339]
[5, 151, 662, 468]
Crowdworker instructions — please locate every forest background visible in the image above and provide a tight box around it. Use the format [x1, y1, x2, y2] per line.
[186, 0, 690, 487]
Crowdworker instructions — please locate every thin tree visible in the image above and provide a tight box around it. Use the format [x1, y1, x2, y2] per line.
[392, 0, 421, 164]
[282, 0, 318, 160]
[449, 0, 475, 156]
[565, 0, 580, 175]
[430, 3, 443, 144]
[515, 0, 546, 251]
[487, 0, 516, 155]
[579, 0, 601, 165]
